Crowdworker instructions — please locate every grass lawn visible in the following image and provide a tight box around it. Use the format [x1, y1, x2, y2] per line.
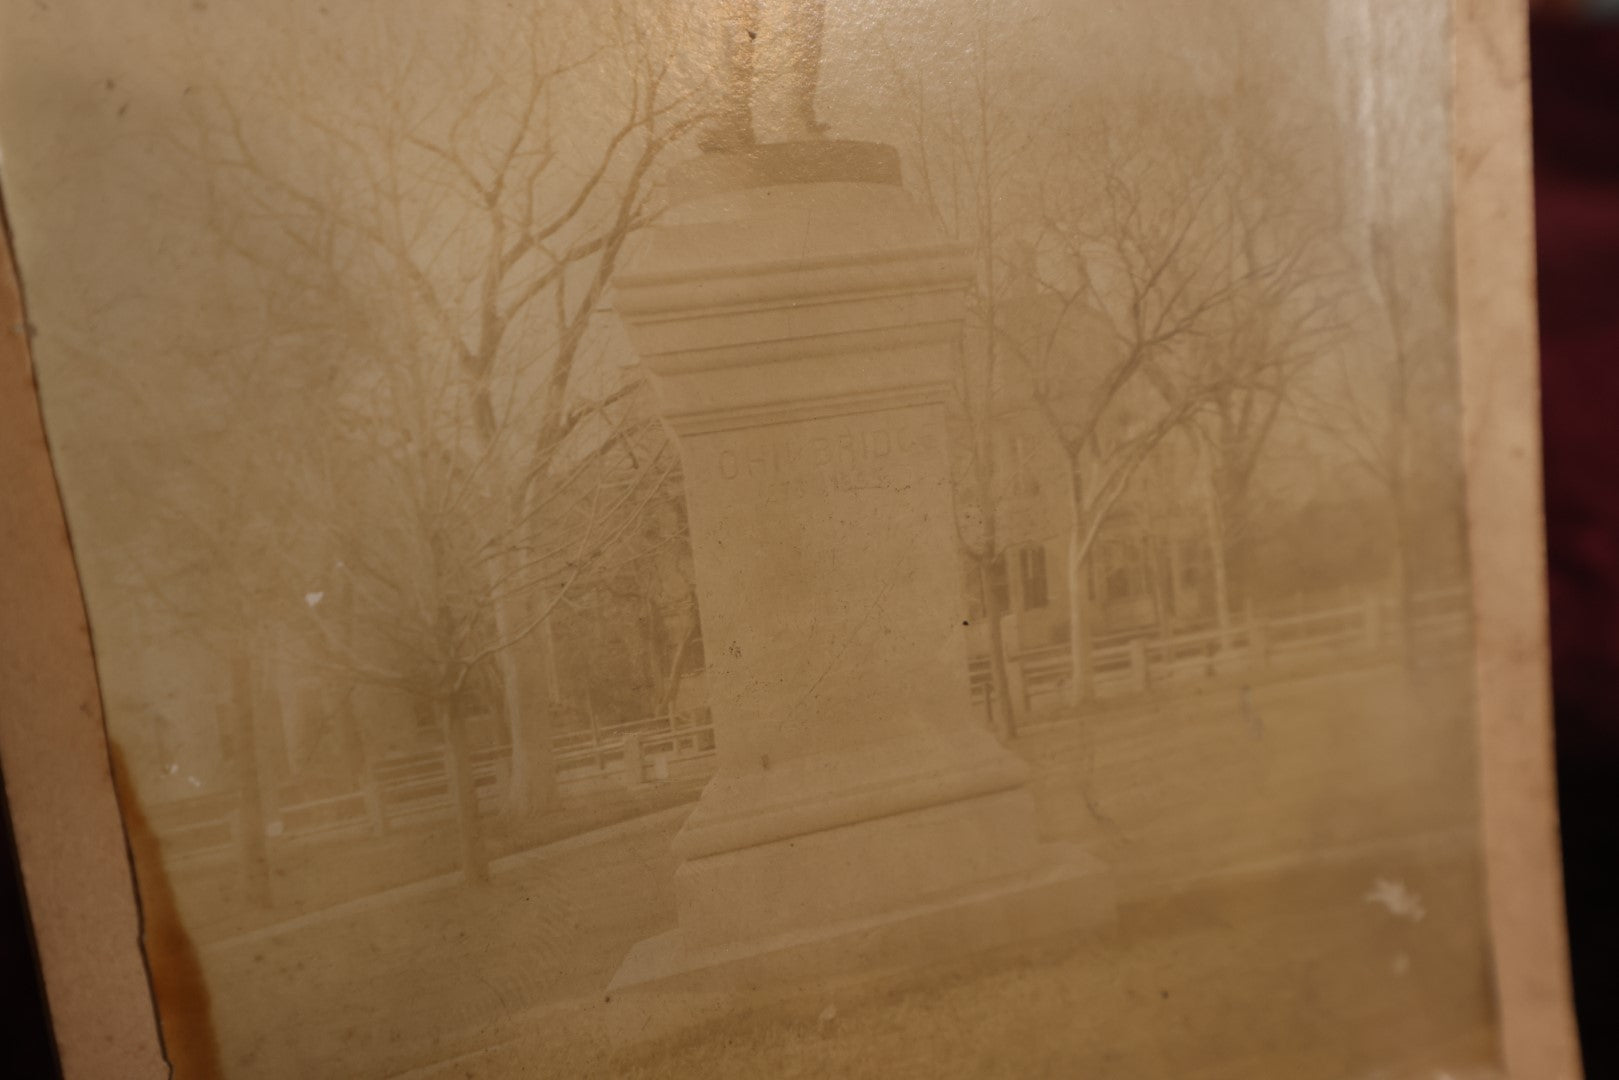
[192, 660, 1495, 1078]
[169, 778, 706, 941]
[410, 845, 1493, 1080]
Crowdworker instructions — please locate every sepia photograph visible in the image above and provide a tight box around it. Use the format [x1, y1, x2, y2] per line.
[0, 0, 1567, 1076]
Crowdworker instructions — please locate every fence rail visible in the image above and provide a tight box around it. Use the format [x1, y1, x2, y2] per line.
[151, 707, 715, 864]
[969, 586, 1471, 720]
[153, 588, 1469, 864]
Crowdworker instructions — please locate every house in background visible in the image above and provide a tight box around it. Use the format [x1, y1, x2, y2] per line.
[959, 275, 1224, 665]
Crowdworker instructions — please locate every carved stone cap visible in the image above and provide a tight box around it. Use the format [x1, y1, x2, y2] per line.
[612, 143, 969, 429]
[664, 140, 902, 207]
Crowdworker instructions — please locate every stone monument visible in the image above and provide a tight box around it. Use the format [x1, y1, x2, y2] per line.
[699, 0, 829, 151]
[606, 13, 1112, 996]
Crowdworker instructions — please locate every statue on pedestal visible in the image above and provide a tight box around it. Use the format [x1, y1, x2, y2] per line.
[699, 0, 829, 152]
[609, 31, 1115, 994]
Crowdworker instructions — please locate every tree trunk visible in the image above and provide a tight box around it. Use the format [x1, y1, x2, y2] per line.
[226, 652, 272, 908]
[440, 696, 489, 885]
[336, 686, 365, 788]
[1145, 540, 1167, 637]
[1005, 544, 1030, 722]
[1200, 467, 1232, 651]
[337, 685, 385, 836]
[1139, 499, 1168, 636]
[1389, 482, 1417, 667]
[659, 590, 701, 715]
[1223, 473, 1256, 616]
[977, 555, 1018, 742]
[1167, 530, 1186, 628]
[496, 592, 559, 822]
[331, 577, 378, 830]
[1006, 544, 1027, 651]
[1065, 471, 1094, 708]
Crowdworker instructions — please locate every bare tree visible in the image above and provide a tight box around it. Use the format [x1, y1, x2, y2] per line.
[893, 19, 1043, 740]
[523, 398, 695, 726]
[1305, 0, 1457, 659]
[52, 2, 709, 886]
[53, 319, 335, 906]
[281, 356, 680, 881]
[1003, 105, 1267, 706]
[1187, 121, 1348, 630]
[171, 0, 705, 825]
[1306, 223, 1452, 658]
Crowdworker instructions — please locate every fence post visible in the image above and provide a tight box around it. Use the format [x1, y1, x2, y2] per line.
[1004, 654, 1030, 723]
[590, 698, 606, 771]
[622, 732, 645, 789]
[362, 761, 388, 837]
[1129, 637, 1149, 694]
[1249, 618, 1270, 670]
[1363, 594, 1383, 651]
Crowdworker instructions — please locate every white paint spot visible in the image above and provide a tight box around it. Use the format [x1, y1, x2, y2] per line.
[305, 591, 325, 607]
[1364, 877, 1426, 922]
[186, 775, 202, 789]
[162, 762, 179, 776]
[1392, 952, 1411, 976]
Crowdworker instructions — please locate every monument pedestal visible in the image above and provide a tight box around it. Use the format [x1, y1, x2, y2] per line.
[608, 142, 1113, 996]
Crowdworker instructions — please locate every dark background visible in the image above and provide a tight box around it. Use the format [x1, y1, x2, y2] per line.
[2, 7, 1618, 1078]
[1533, 6, 1619, 1077]
[0, 769, 58, 1076]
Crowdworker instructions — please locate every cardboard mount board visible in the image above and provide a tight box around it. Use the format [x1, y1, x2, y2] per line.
[0, 204, 169, 1076]
[0, 0, 1583, 1076]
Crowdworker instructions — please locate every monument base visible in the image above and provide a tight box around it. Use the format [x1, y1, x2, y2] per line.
[610, 141, 1116, 1007]
[607, 844, 1114, 997]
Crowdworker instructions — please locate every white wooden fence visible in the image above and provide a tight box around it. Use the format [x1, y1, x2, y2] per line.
[153, 588, 1469, 863]
[969, 586, 1471, 721]
[153, 708, 715, 864]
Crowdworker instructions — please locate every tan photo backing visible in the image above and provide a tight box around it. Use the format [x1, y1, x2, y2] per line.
[0, 0, 1580, 1076]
